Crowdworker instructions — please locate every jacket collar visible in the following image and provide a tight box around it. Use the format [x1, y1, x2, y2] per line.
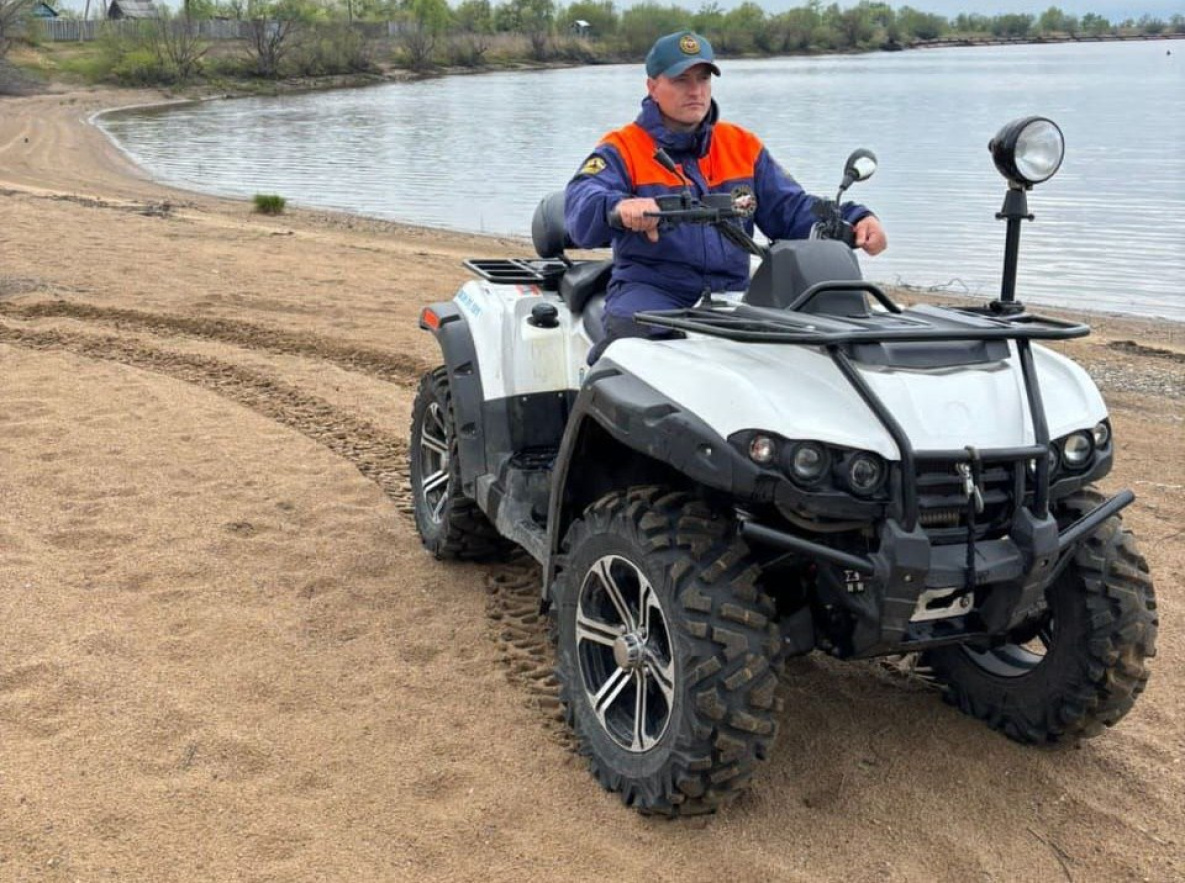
[636, 97, 719, 158]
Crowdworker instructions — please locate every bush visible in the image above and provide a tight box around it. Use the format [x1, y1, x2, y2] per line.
[253, 193, 286, 215]
[111, 47, 170, 86]
[291, 25, 375, 76]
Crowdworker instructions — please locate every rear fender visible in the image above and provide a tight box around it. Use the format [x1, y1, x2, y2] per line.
[419, 301, 486, 495]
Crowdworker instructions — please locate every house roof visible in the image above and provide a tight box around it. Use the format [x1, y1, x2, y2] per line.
[32, 2, 60, 16]
[108, 0, 160, 18]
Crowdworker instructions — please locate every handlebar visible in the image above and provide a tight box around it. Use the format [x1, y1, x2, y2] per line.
[607, 202, 744, 230]
[608, 195, 766, 258]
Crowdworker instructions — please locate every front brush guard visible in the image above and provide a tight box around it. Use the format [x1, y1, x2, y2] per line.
[741, 489, 1135, 657]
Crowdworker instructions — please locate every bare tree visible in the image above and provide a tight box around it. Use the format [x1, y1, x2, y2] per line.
[150, 12, 210, 82]
[244, 0, 303, 77]
[399, 0, 449, 71]
[0, 0, 36, 59]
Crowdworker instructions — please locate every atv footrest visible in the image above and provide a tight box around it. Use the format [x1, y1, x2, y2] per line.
[510, 447, 558, 471]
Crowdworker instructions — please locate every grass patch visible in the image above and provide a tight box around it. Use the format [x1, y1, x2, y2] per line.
[253, 193, 286, 215]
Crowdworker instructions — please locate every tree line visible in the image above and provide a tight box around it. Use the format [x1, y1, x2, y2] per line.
[4, 0, 1183, 84]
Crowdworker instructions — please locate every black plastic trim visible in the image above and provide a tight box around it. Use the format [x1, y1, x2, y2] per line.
[542, 362, 770, 592]
[419, 301, 487, 495]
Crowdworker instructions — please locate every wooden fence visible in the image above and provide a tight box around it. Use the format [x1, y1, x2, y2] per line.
[35, 18, 403, 42]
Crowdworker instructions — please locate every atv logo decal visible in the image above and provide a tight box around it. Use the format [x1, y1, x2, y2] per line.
[679, 35, 700, 54]
[580, 155, 607, 176]
[456, 288, 483, 317]
[731, 185, 757, 217]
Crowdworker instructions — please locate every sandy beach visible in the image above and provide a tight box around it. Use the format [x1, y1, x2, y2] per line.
[1, 85, 1183, 882]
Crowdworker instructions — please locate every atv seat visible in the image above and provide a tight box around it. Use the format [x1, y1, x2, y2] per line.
[560, 260, 612, 315]
[582, 293, 607, 344]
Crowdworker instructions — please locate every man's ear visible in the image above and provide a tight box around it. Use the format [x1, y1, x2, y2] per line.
[646, 77, 659, 99]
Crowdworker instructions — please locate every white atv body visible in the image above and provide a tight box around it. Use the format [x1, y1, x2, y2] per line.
[410, 139, 1156, 817]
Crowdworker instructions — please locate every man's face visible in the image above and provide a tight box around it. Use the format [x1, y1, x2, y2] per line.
[647, 64, 714, 130]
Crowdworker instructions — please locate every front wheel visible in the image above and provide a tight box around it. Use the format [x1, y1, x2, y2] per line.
[924, 488, 1158, 744]
[552, 487, 782, 816]
[409, 367, 507, 561]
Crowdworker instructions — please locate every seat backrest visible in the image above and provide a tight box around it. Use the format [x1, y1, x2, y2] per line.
[531, 191, 571, 259]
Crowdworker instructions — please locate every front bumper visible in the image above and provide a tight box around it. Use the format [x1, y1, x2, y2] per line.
[740, 488, 1133, 658]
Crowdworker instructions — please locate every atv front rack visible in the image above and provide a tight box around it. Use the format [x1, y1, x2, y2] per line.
[634, 298, 1090, 346]
[637, 294, 1093, 533]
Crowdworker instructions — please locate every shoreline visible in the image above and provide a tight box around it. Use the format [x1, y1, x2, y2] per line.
[1, 85, 1182, 339]
[78, 85, 1185, 330]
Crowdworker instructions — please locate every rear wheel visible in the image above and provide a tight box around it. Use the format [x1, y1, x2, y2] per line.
[552, 486, 782, 815]
[924, 488, 1157, 744]
[409, 367, 507, 560]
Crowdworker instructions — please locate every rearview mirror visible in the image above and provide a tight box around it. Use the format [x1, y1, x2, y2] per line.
[844, 149, 878, 185]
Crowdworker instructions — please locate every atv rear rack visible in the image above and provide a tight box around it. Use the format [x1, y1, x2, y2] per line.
[464, 258, 567, 286]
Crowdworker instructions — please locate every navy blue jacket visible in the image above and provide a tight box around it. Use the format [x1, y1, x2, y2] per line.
[565, 98, 871, 318]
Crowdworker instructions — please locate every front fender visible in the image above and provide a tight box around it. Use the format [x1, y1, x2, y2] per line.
[542, 361, 772, 596]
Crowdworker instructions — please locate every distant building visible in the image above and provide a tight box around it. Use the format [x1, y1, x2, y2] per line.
[31, 2, 60, 17]
[107, 0, 159, 19]
[571, 19, 591, 38]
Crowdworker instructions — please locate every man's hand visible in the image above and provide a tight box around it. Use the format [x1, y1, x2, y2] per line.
[615, 197, 661, 243]
[854, 215, 887, 256]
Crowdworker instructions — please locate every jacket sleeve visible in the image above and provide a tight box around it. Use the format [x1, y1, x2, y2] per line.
[564, 145, 632, 249]
[752, 149, 872, 241]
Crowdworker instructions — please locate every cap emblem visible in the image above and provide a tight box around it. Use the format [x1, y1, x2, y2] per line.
[679, 35, 700, 55]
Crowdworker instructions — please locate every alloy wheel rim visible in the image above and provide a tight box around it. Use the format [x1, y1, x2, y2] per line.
[575, 554, 675, 752]
[418, 401, 451, 524]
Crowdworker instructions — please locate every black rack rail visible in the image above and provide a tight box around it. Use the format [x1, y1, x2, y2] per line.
[463, 258, 567, 286]
[635, 295, 1092, 532]
[634, 302, 1090, 346]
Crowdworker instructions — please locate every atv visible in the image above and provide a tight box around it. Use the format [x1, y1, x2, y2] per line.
[409, 116, 1157, 816]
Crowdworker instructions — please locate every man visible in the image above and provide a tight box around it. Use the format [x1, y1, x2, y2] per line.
[565, 30, 887, 357]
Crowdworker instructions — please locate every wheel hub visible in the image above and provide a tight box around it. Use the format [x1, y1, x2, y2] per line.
[612, 631, 646, 670]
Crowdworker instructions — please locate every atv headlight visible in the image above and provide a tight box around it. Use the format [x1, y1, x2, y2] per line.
[785, 442, 830, 486]
[844, 451, 886, 497]
[748, 434, 777, 466]
[1092, 421, 1111, 448]
[990, 116, 1065, 188]
[1060, 431, 1093, 469]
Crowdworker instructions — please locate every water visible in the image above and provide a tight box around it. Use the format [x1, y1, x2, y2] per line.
[98, 41, 1185, 321]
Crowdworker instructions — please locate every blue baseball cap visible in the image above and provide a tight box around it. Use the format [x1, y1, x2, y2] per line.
[645, 31, 720, 80]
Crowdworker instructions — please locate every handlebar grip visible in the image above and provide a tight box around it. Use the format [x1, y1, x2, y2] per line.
[607, 207, 623, 229]
[841, 223, 857, 249]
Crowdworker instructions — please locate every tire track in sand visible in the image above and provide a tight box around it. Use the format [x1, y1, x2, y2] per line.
[0, 319, 567, 741]
[0, 301, 432, 386]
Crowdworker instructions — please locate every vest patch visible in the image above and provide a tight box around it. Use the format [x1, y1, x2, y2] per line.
[579, 155, 607, 176]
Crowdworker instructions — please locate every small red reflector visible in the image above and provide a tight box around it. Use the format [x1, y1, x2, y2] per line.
[420, 308, 442, 330]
